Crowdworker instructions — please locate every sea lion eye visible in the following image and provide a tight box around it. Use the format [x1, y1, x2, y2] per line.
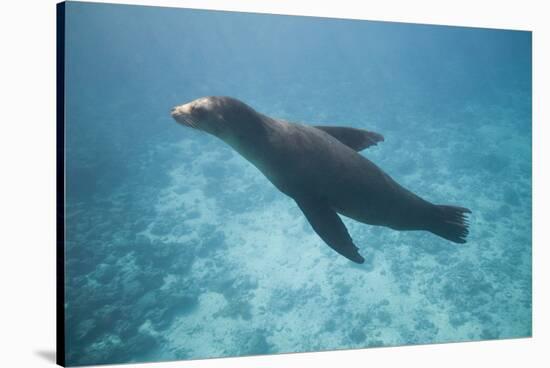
[192, 105, 205, 117]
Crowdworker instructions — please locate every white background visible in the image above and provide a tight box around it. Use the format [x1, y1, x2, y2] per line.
[0, 0, 548, 367]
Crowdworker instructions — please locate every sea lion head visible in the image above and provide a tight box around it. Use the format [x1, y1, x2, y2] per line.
[171, 96, 264, 142]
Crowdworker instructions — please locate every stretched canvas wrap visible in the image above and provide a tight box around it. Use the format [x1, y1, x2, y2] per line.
[56, 1, 532, 366]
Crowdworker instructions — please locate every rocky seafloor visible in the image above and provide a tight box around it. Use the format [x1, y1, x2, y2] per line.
[64, 94, 531, 366]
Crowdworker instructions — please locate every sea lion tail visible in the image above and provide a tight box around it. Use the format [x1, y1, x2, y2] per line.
[429, 205, 471, 243]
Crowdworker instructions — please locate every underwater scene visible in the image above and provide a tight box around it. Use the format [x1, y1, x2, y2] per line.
[63, 2, 532, 366]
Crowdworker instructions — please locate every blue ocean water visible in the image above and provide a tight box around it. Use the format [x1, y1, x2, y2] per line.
[63, 2, 532, 366]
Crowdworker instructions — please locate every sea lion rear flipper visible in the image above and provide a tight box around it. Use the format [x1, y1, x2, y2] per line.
[295, 197, 365, 264]
[314, 126, 384, 151]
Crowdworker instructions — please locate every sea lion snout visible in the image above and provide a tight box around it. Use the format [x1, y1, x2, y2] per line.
[171, 103, 198, 128]
[171, 103, 192, 117]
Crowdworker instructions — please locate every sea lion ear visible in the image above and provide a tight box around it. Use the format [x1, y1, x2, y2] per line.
[314, 126, 384, 151]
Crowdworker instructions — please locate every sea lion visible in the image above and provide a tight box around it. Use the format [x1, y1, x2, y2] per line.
[171, 96, 471, 264]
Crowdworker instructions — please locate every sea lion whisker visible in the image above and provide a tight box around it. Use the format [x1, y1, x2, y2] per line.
[182, 116, 198, 129]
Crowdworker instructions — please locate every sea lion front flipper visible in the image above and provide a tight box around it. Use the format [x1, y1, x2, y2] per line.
[314, 126, 384, 151]
[295, 196, 365, 264]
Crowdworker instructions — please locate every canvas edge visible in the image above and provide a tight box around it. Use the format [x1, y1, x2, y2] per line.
[62, 0, 533, 32]
[56, 2, 66, 367]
